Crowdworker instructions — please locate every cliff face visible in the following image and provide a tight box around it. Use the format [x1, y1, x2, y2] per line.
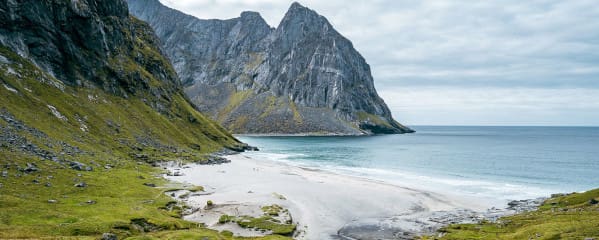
[0, 0, 245, 155]
[129, 0, 413, 134]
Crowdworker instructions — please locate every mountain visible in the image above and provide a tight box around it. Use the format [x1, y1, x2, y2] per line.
[0, 0, 251, 237]
[128, 0, 414, 135]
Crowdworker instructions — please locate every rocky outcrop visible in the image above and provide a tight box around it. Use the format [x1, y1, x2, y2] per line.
[0, 0, 244, 154]
[128, 0, 413, 135]
[0, 0, 182, 114]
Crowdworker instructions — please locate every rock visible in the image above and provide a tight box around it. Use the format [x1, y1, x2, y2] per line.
[23, 163, 39, 173]
[101, 233, 118, 240]
[590, 198, 599, 205]
[143, 183, 157, 187]
[128, 0, 414, 135]
[45, 182, 52, 187]
[1, 170, 7, 178]
[85, 200, 97, 205]
[199, 155, 231, 165]
[69, 161, 90, 171]
[48, 199, 58, 204]
[74, 182, 87, 188]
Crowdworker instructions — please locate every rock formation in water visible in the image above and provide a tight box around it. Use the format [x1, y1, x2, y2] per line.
[128, 0, 414, 135]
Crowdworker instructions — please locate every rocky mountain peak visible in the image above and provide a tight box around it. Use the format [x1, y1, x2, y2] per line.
[240, 11, 262, 20]
[128, 1, 414, 134]
[279, 1, 328, 28]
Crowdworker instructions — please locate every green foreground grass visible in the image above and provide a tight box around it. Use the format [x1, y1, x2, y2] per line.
[0, 45, 289, 239]
[425, 188, 599, 240]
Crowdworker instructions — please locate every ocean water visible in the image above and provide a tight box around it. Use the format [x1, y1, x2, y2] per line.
[237, 126, 599, 204]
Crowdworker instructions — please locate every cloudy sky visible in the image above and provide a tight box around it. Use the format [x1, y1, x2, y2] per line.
[160, 0, 599, 126]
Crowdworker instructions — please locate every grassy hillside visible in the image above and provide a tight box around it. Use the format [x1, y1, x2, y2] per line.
[425, 189, 599, 240]
[0, 44, 286, 239]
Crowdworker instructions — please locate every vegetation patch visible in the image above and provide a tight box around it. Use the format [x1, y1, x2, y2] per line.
[218, 215, 296, 236]
[423, 188, 599, 240]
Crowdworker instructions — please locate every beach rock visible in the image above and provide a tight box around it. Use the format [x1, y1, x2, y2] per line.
[101, 233, 118, 240]
[199, 156, 231, 165]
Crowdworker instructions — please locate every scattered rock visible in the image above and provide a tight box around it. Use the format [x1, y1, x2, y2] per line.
[23, 163, 39, 173]
[74, 182, 87, 188]
[69, 161, 92, 171]
[199, 155, 231, 165]
[101, 233, 118, 240]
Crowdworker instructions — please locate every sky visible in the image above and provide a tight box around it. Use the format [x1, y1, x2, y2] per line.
[159, 0, 599, 126]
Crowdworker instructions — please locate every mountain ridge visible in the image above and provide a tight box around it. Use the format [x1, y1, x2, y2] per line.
[128, 0, 414, 135]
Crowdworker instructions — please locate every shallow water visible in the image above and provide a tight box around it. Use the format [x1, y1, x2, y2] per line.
[238, 126, 599, 203]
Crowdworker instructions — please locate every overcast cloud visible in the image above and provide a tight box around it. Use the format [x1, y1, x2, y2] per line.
[159, 0, 599, 126]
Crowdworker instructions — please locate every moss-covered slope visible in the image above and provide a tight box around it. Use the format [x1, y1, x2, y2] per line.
[0, 0, 267, 238]
[427, 188, 599, 240]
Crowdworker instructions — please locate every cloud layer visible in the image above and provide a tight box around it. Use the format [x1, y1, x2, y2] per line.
[159, 0, 599, 126]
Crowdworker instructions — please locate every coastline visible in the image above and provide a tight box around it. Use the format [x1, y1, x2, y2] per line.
[163, 154, 539, 239]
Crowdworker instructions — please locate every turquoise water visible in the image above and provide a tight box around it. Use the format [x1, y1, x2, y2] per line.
[238, 126, 599, 203]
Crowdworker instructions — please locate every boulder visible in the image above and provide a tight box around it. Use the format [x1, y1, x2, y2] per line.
[101, 233, 118, 240]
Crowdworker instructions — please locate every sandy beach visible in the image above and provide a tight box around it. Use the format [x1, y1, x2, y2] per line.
[165, 154, 503, 239]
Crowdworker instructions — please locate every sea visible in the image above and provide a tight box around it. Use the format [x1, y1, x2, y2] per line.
[237, 126, 599, 204]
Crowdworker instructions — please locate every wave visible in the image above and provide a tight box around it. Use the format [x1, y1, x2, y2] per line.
[243, 151, 558, 205]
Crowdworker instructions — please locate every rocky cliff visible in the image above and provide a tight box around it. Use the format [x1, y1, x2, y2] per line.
[128, 0, 413, 135]
[0, 0, 243, 152]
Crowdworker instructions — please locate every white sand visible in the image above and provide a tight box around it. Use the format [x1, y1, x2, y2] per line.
[166, 154, 493, 239]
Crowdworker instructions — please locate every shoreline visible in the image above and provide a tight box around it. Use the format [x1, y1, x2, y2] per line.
[164, 154, 543, 239]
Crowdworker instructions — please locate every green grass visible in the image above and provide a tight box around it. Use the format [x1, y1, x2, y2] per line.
[356, 111, 393, 128]
[425, 188, 599, 240]
[217, 204, 296, 236]
[218, 215, 296, 236]
[124, 229, 290, 240]
[0, 41, 277, 239]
